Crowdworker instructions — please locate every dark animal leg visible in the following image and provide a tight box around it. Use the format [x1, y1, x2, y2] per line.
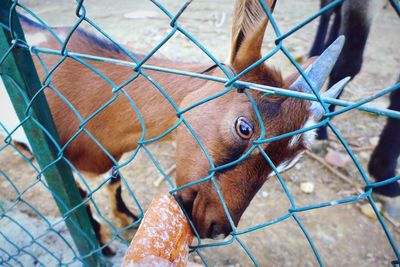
[310, 1, 342, 139]
[106, 168, 139, 228]
[309, 15, 329, 56]
[368, 82, 400, 197]
[317, 0, 373, 140]
[77, 184, 116, 256]
[309, 0, 337, 57]
[328, 0, 372, 85]
[324, 6, 341, 48]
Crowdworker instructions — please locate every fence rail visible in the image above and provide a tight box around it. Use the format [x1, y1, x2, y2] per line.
[0, 0, 399, 266]
[0, 2, 103, 265]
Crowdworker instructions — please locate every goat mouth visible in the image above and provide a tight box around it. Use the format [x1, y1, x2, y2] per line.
[207, 222, 231, 239]
[212, 233, 229, 240]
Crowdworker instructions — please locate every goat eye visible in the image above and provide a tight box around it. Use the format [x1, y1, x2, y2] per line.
[235, 117, 254, 140]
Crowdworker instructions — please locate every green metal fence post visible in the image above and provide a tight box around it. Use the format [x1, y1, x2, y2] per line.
[0, 2, 102, 266]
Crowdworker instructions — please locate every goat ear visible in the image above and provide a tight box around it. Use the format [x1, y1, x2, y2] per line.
[230, 0, 276, 72]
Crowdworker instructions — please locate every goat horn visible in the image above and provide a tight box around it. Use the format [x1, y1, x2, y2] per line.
[311, 76, 351, 120]
[289, 35, 345, 93]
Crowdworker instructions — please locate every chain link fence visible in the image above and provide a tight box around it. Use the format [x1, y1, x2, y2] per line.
[0, 0, 399, 266]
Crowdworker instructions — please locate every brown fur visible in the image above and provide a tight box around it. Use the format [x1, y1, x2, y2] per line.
[30, 28, 208, 174]
[23, 0, 315, 239]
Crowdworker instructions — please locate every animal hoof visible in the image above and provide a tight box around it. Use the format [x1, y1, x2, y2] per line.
[374, 194, 400, 222]
[102, 244, 116, 257]
[310, 140, 329, 154]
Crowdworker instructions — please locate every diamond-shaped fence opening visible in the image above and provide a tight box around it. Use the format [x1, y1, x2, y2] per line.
[0, 0, 399, 266]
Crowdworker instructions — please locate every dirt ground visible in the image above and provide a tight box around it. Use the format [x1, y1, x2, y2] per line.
[1, 0, 400, 266]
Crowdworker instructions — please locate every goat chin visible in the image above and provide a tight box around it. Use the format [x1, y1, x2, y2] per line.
[212, 234, 228, 240]
[202, 233, 227, 241]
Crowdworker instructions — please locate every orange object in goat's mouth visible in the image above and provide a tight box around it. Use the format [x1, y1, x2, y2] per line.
[123, 195, 194, 267]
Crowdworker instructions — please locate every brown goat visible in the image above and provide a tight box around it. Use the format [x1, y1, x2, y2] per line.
[8, 0, 349, 254]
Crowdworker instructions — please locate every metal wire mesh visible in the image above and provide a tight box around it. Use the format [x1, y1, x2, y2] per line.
[0, 0, 399, 266]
